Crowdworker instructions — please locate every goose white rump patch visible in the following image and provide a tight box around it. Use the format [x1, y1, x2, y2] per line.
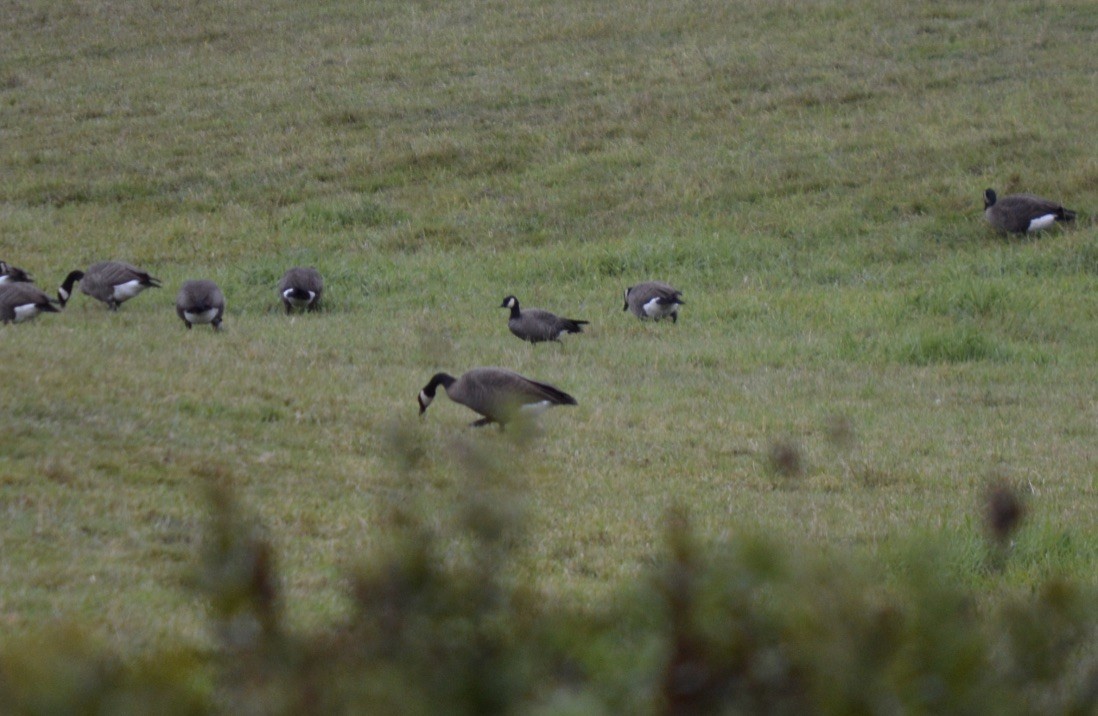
[13, 303, 42, 322]
[1027, 214, 1057, 232]
[520, 400, 553, 415]
[112, 280, 148, 301]
[183, 308, 219, 324]
[642, 298, 675, 318]
[283, 289, 317, 306]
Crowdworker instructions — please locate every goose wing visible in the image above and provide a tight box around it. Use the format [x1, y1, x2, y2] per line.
[511, 308, 569, 341]
[0, 283, 56, 322]
[278, 267, 323, 293]
[85, 261, 160, 292]
[631, 281, 682, 305]
[1006, 194, 1061, 212]
[650, 282, 683, 304]
[459, 368, 577, 422]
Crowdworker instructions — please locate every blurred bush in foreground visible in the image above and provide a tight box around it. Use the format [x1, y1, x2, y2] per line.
[0, 461, 1093, 715]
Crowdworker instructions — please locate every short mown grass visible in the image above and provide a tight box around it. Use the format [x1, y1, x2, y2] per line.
[0, 0, 1095, 661]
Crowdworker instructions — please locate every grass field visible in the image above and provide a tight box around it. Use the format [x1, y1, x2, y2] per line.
[1, 0, 1096, 655]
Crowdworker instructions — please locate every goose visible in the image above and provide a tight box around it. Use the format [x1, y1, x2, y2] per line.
[500, 295, 589, 344]
[0, 261, 33, 284]
[176, 280, 225, 330]
[417, 367, 577, 428]
[277, 267, 324, 314]
[58, 260, 161, 309]
[0, 283, 60, 324]
[623, 281, 685, 322]
[984, 189, 1076, 234]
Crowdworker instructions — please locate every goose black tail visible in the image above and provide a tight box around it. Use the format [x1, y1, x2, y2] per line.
[564, 319, 589, 333]
[531, 380, 578, 406]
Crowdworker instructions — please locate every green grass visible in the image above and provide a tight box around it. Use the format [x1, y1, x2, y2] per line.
[1, 0, 1096, 654]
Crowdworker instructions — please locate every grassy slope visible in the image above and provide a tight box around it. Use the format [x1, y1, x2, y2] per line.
[1, 0, 1095, 648]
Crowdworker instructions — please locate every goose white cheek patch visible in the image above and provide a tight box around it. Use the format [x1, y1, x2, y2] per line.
[418, 391, 434, 408]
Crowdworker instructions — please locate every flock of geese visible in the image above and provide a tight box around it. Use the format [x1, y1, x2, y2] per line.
[0, 254, 683, 428]
[0, 188, 1077, 428]
[0, 262, 325, 329]
[415, 280, 685, 428]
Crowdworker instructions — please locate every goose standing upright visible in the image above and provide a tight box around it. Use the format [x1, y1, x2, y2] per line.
[58, 260, 161, 310]
[983, 189, 1076, 234]
[277, 267, 324, 314]
[500, 295, 589, 344]
[623, 281, 685, 322]
[176, 280, 225, 330]
[417, 367, 577, 428]
[0, 283, 60, 323]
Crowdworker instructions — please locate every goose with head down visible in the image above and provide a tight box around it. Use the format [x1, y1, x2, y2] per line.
[278, 267, 324, 314]
[176, 279, 225, 330]
[417, 367, 577, 428]
[58, 260, 161, 310]
[0, 283, 60, 324]
[623, 281, 685, 323]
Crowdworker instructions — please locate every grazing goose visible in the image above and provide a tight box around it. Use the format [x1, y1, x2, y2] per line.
[0, 283, 60, 324]
[417, 367, 577, 428]
[623, 281, 685, 322]
[176, 279, 225, 330]
[277, 267, 324, 314]
[58, 260, 161, 310]
[500, 295, 589, 344]
[984, 189, 1076, 234]
[0, 261, 33, 284]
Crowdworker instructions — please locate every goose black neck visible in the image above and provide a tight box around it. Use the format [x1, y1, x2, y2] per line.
[425, 372, 456, 396]
[61, 270, 84, 292]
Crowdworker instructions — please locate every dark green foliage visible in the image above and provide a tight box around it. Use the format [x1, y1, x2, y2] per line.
[654, 509, 808, 715]
[0, 626, 209, 715]
[5, 475, 1094, 714]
